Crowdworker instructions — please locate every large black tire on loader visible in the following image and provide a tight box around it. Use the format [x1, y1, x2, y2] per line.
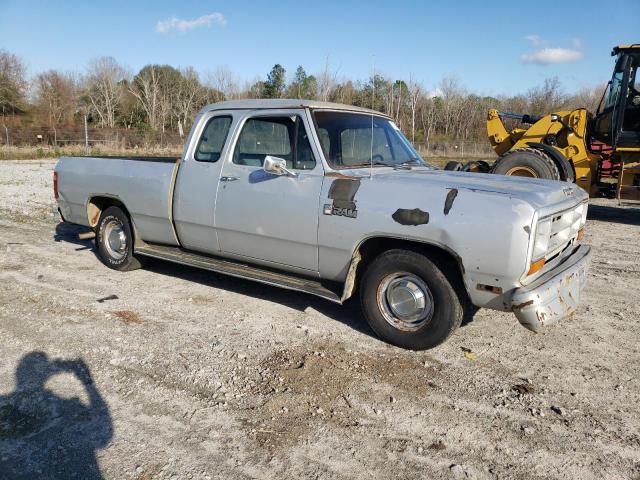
[491, 148, 561, 181]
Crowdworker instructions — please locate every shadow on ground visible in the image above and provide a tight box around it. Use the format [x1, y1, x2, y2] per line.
[54, 222, 94, 251]
[588, 204, 640, 226]
[53, 222, 479, 344]
[143, 257, 377, 336]
[0, 352, 112, 479]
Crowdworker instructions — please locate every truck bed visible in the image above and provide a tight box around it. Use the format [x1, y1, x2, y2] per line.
[67, 155, 179, 163]
[55, 156, 180, 246]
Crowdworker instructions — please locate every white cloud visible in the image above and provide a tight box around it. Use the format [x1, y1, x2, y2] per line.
[156, 13, 226, 34]
[524, 34, 544, 46]
[521, 47, 584, 65]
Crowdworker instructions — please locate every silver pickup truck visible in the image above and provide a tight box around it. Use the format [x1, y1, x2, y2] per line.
[55, 99, 592, 349]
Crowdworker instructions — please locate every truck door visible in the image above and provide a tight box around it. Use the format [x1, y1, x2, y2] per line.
[172, 111, 235, 254]
[214, 109, 324, 274]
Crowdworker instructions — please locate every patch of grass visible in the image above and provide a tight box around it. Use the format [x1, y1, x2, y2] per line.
[0, 145, 182, 160]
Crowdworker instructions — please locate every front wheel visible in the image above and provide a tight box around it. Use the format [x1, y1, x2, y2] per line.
[360, 249, 464, 350]
[95, 206, 144, 271]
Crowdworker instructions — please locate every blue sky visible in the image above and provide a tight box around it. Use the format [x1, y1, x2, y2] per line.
[1, 0, 638, 96]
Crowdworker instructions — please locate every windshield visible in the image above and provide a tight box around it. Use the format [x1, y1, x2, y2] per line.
[313, 110, 429, 169]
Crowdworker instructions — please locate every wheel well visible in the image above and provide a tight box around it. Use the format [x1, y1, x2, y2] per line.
[349, 237, 466, 298]
[87, 196, 130, 228]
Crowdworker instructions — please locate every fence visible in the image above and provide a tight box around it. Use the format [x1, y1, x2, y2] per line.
[0, 124, 184, 151]
[414, 141, 495, 159]
[0, 124, 496, 159]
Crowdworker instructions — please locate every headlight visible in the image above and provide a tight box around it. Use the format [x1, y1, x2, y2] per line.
[532, 218, 551, 261]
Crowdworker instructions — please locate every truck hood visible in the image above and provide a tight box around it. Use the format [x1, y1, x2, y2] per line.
[343, 167, 588, 211]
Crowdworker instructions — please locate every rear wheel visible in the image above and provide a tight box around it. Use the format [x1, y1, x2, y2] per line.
[491, 148, 560, 180]
[360, 249, 463, 350]
[95, 206, 144, 271]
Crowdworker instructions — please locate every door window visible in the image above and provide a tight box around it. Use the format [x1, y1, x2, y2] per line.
[622, 55, 640, 134]
[194, 116, 232, 162]
[233, 116, 316, 170]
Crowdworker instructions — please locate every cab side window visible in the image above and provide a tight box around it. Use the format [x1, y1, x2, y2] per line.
[194, 116, 232, 162]
[233, 116, 316, 170]
[294, 120, 316, 170]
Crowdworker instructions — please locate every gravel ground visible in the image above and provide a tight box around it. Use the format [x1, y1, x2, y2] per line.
[1, 159, 639, 480]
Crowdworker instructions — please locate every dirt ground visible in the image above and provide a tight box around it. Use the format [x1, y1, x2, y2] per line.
[1, 159, 639, 480]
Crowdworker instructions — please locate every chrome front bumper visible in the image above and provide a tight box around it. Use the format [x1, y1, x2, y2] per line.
[511, 245, 592, 332]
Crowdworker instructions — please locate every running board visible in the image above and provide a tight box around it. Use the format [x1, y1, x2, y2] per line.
[135, 243, 342, 303]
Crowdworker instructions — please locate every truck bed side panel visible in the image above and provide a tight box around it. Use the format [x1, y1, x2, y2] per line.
[56, 157, 178, 245]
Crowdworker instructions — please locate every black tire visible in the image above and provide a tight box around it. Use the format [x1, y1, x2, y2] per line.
[491, 148, 560, 180]
[444, 160, 463, 171]
[464, 160, 492, 173]
[359, 249, 464, 350]
[95, 206, 144, 271]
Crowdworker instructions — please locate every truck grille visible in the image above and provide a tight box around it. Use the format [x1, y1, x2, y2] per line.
[546, 203, 586, 259]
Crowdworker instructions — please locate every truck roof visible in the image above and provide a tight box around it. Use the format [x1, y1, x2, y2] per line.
[201, 99, 389, 117]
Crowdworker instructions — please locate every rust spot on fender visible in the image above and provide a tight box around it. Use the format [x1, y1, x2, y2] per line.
[443, 188, 458, 215]
[328, 178, 361, 210]
[536, 310, 547, 325]
[392, 208, 429, 226]
[513, 299, 534, 310]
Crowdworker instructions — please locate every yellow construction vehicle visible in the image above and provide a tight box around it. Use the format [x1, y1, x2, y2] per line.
[479, 45, 640, 201]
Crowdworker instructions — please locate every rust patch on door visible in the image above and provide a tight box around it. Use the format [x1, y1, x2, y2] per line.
[328, 178, 361, 209]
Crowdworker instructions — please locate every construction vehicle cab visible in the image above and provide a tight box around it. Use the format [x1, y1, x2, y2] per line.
[592, 45, 640, 149]
[481, 44, 640, 201]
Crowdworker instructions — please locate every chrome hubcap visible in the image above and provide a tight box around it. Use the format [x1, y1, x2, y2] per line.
[377, 273, 433, 331]
[104, 220, 127, 260]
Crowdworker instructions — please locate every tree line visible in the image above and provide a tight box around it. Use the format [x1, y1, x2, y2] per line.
[0, 49, 605, 149]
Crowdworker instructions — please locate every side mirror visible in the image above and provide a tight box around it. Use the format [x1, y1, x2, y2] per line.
[263, 155, 298, 177]
[550, 114, 560, 122]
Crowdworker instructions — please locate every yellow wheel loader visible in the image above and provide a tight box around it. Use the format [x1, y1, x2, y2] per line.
[454, 45, 640, 201]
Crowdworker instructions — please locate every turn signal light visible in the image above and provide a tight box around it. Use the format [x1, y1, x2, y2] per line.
[527, 258, 545, 276]
[576, 227, 585, 241]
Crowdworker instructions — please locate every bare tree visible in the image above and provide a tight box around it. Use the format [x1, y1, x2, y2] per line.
[567, 83, 606, 112]
[420, 96, 438, 153]
[173, 67, 206, 136]
[407, 76, 422, 142]
[205, 66, 240, 101]
[316, 55, 340, 102]
[527, 77, 564, 115]
[129, 66, 162, 130]
[34, 70, 78, 129]
[84, 57, 129, 128]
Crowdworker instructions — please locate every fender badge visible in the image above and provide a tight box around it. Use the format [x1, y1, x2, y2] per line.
[324, 203, 357, 218]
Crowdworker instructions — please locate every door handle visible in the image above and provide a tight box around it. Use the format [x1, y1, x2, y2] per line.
[220, 176, 239, 182]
